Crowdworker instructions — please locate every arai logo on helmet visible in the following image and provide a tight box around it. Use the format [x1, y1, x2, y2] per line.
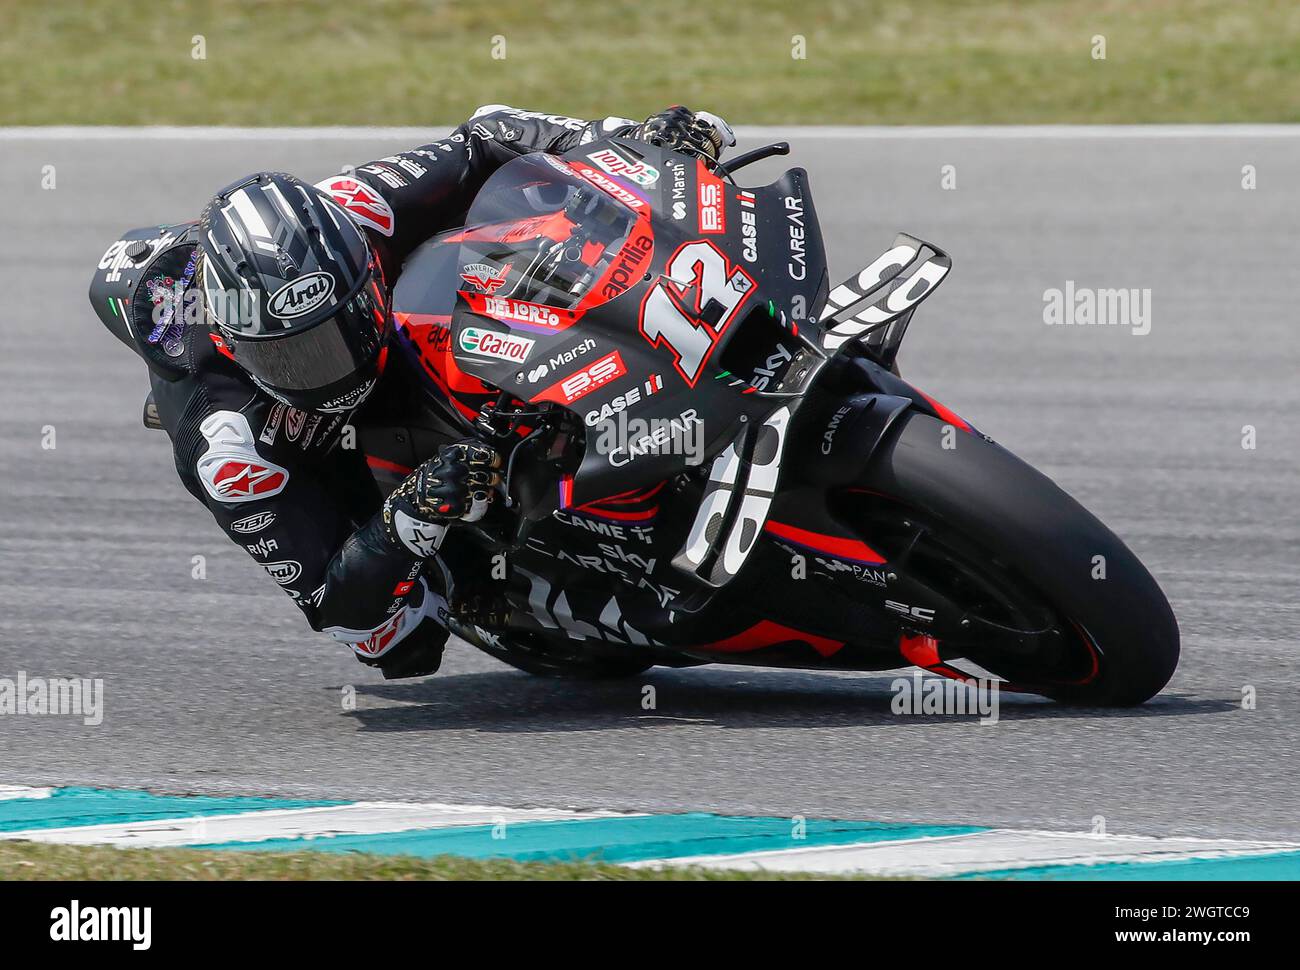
[268, 272, 335, 320]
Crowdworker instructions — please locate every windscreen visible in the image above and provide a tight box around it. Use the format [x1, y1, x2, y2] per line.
[449, 153, 641, 311]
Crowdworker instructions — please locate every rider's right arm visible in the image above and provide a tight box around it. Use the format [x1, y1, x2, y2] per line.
[314, 104, 638, 278]
[168, 398, 442, 662]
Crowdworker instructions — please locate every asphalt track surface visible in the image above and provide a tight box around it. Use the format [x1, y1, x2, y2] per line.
[1, 127, 1296, 841]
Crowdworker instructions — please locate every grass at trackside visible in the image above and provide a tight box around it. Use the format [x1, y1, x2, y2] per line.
[0, 841, 880, 880]
[1, 1, 1298, 126]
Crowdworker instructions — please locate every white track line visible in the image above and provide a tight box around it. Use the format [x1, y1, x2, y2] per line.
[0, 786, 53, 801]
[0, 802, 641, 848]
[1, 125, 1299, 141]
[629, 829, 1300, 877]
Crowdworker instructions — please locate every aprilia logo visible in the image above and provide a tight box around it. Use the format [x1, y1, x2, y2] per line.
[601, 234, 654, 300]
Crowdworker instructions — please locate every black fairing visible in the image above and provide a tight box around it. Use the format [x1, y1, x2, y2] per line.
[392, 138, 831, 510]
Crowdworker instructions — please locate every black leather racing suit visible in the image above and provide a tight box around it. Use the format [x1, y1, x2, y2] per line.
[148, 105, 640, 673]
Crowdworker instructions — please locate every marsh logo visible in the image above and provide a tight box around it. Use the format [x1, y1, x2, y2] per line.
[1043, 281, 1151, 335]
[268, 271, 335, 320]
[667, 160, 687, 220]
[50, 900, 151, 950]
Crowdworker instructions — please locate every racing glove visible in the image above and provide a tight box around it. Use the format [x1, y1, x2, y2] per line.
[633, 106, 736, 163]
[382, 440, 503, 557]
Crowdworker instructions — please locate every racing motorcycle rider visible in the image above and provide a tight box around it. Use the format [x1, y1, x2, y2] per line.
[136, 105, 736, 679]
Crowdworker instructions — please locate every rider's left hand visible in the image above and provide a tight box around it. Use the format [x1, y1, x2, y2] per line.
[633, 106, 736, 163]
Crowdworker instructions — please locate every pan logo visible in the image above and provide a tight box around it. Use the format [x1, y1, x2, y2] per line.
[268, 272, 335, 320]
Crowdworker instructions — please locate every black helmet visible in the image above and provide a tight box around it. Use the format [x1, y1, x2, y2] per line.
[198, 172, 390, 413]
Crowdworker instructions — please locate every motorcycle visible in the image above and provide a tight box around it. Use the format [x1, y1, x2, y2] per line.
[94, 136, 1180, 705]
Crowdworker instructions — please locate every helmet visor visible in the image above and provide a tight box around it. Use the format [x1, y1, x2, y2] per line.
[229, 282, 389, 392]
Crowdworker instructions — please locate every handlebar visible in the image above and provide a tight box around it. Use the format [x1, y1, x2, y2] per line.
[713, 141, 791, 178]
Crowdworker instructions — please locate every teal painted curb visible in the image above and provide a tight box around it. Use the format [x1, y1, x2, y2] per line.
[0, 787, 341, 832]
[198, 813, 985, 863]
[964, 849, 1300, 881]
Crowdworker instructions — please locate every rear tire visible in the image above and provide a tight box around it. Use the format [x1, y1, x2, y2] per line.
[859, 412, 1179, 705]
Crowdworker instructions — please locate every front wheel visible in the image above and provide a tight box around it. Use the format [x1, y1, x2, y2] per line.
[850, 412, 1179, 705]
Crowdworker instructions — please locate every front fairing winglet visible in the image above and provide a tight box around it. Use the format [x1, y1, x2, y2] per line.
[671, 403, 794, 595]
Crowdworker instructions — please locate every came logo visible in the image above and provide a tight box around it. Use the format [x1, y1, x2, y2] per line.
[459, 326, 535, 363]
[268, 271, 335, 320]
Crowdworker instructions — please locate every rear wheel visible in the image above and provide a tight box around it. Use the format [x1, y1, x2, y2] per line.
[851, 411, 1179, 705]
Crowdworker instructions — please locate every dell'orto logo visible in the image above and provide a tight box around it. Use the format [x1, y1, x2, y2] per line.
[268, 271, 335, 320]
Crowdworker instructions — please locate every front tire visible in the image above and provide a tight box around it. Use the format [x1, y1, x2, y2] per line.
[858, 412, 1179, 705]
